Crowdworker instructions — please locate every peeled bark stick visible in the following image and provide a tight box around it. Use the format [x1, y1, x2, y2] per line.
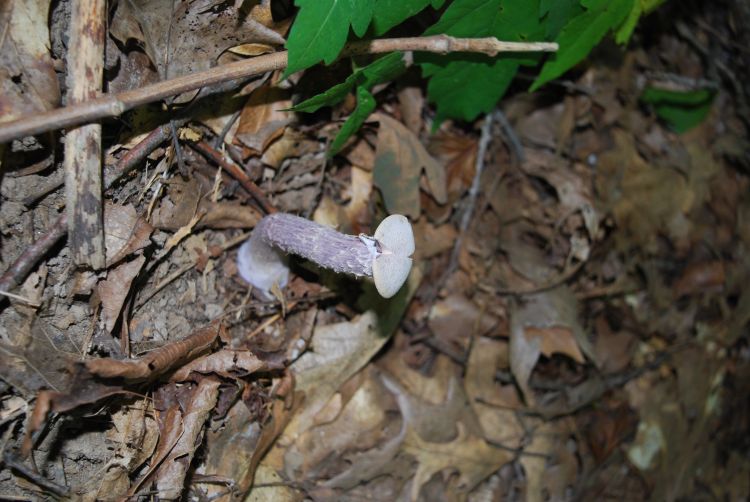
[64, 0, 106, 269]
[237, 213, 415, 299]
[0, 36, 557, 143]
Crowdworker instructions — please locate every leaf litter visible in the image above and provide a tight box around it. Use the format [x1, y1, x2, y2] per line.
[0, 2, 749, 501]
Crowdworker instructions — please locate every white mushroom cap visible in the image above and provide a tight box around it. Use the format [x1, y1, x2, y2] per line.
[372, 214, 415, 298]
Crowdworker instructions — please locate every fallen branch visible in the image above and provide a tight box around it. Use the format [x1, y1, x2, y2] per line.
[0, 36, 557, 143]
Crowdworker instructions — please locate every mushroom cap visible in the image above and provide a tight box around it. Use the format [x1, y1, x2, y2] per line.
[372, 215, 414, 298]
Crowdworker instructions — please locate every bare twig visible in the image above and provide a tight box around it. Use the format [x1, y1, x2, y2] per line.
[0, 215, 67, 294]
[444, 111, 496, 282]
[63, 0, 106, 269]
[189, 140, 276, 214]
[0, 36, 557, 143]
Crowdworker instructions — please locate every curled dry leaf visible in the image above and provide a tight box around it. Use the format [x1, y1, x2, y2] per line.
[86, 323, 222, 381]
[98, 255, 146, 333]
[154, 377, 221, 500]
[169, 349, 282, 382]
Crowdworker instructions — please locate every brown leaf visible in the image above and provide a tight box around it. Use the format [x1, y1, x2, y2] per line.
[86, 323, 221, 381]
[235, 84, 293, 153]
[403, 423, 513, 501]
[373, 113, 447, 218]
[170, 349, 280, 382]
[673, 261, 725, 298]
[112, 0, 285, 102]
[104, 203, 154, 266]
[154, 377, 221, 499]
[22, 364, 129, 456]
[510, 287, 593, 404]
[0, 0, 61, 123]
[98, 255, 146, 333]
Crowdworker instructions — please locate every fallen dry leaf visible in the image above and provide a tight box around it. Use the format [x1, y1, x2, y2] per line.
[373, 113, 447, 218]
[236, 84, 293, 153]
[0, 0, 60, 123]
[510, 286, 593, 404]
[86, 323, 221, 381]
[403, 423, 514, 501]
[112, 0, 284, 102]
[154, 377, 221, 500]
[98, 255, 146, 333]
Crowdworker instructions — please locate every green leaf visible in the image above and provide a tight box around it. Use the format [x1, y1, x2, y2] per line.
[351, 0, 375, 37]
[615, 1, 641, 44]
[540, 0, 584, 39]
[419, 0, 545, 122]
[531, 0, 632, 91]
[641, 87, 715, 133]
[291, 53, 406, 113]
[285, 0, 375, 76]
[329, 87, 376, 155]
[371, 0, 445, 35]
[615, 0, 667, 44]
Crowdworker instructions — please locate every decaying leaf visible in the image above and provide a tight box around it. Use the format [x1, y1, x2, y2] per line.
[98, 255, 146, 333]
[103, 203, 154, 266]
[153, 377, 221, 500]
[373, 113, 447, 218]
[235, 84, 293, 153]
[112, 0, 285, 101]
[509, 286, 593, 404]
[95, 398, 159, 500]
[403, 423, 514, 501]
[86, 323, 222, 380]
[0, 0, 60, 123]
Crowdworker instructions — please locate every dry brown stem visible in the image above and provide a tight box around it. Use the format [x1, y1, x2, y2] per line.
[0, 36, 557, 143]
[63, 0, 106, 269]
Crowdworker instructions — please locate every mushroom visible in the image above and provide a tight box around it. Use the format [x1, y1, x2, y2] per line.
[237, 213, 414, 299]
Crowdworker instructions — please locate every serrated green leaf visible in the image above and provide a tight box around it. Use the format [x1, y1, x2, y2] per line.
[285, 0, 375, 76]
[425, 57, 518, 121]
[329, 87, 376, 155]
[530, 0, 632, 91]
[419, 0, 545, 122]
[291, 53, 406, 113]
[641, 87, 715, 133]
[371, 0, 444, 35]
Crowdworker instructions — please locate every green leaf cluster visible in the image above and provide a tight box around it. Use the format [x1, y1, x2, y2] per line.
[641, 87, 715, 133]
[284, 0, 666, 147]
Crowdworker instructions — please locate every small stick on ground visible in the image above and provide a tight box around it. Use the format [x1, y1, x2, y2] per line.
[63, 0, 107, 269]
[190, 140, 276, 214]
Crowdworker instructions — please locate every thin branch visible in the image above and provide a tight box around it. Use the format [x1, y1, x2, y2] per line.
[189, 140, 276, 214]
[0, 36, 557, 143]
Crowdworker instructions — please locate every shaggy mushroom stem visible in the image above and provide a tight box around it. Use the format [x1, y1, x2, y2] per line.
[237, 213, 414, 299]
